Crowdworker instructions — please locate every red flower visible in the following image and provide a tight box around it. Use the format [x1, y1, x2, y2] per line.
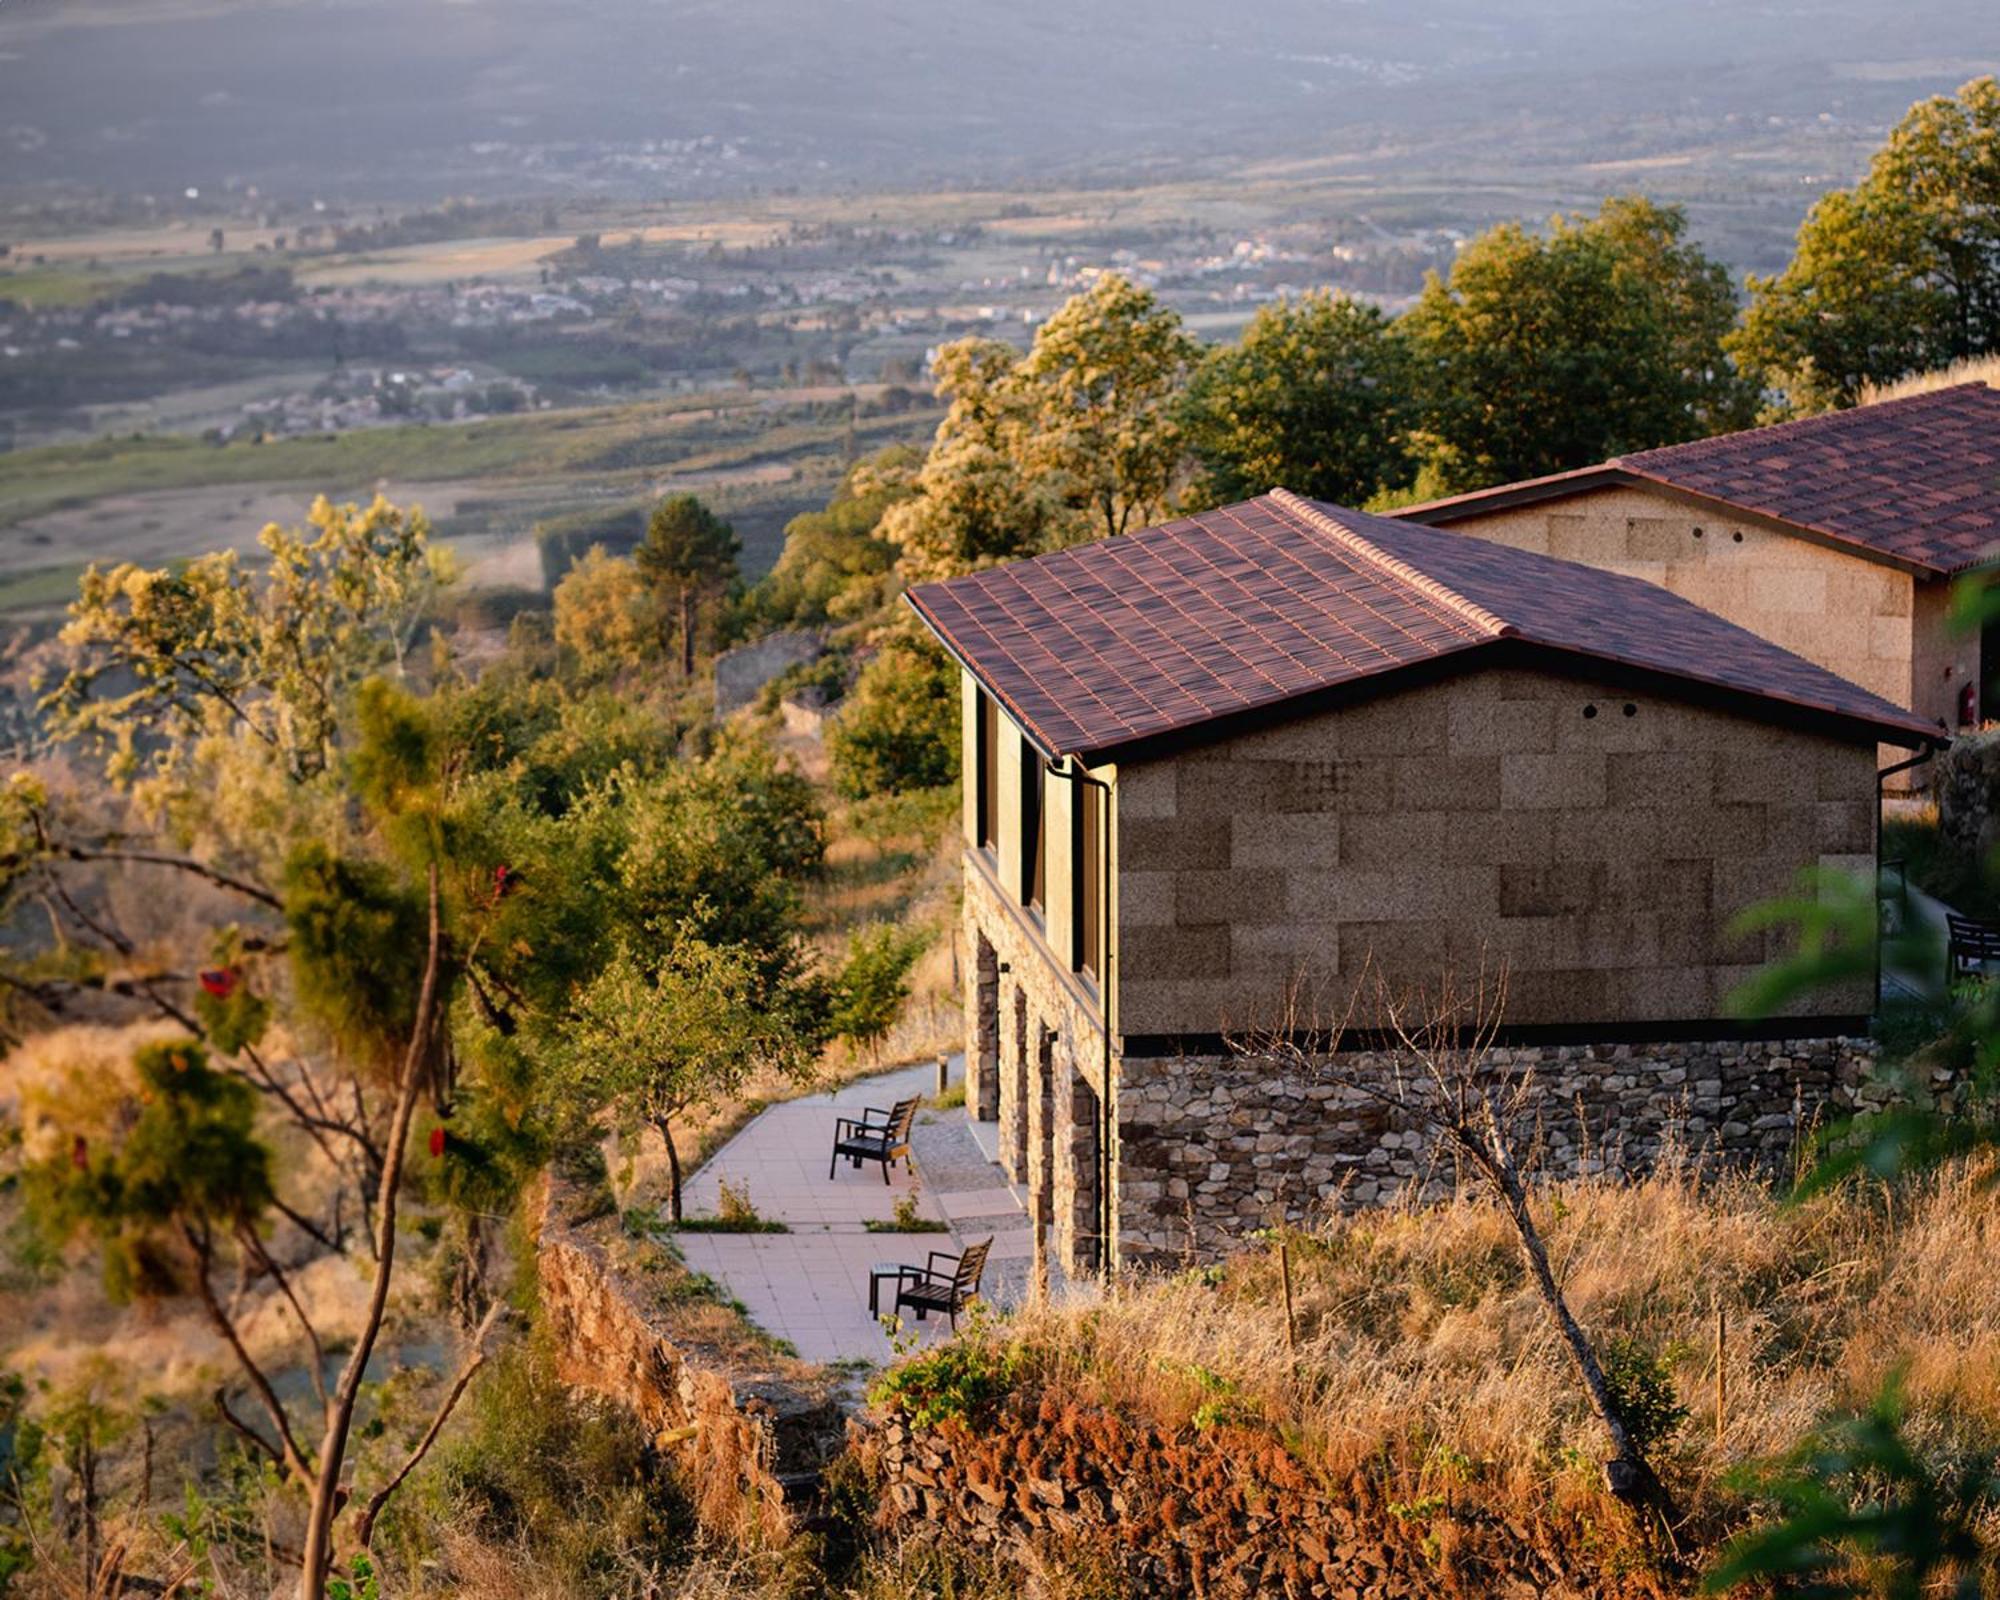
[198, 968, 239, 1000]
[71, 1134, 88, 1171]
[429, 1125, 447, 1159]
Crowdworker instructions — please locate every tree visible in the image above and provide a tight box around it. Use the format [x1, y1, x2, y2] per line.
[1237, 961, 1676, 1540]
[881, 338, 1080, 583]
[549, 932, 819, 1221]
[551, 545, 657, 678]
[884, 277, 1195, 582]
[636, 494, 740, 677]
[1180, 290, 1415, 508]
[829, 923, 928, 1062]
[1735, 77, 2000, 412]
[1402, 196, 1752, 493]
[19, 1022, 502, 1599]
[827, 632, 961, 799]
[755, 446, 914, 627]
[42, 495, 450, 795]
[1016, 273, 1200, 541]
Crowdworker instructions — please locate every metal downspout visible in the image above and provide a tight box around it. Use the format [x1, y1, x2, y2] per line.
[1876, 744, 1939, 1011]
[1045, 756, 1115, 1285]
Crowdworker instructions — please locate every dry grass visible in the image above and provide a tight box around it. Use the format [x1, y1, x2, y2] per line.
[1862, 353, 2000, 404]
[987, 1157, 2000, 1555]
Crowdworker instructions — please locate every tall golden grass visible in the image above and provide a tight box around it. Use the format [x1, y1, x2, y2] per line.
[994, 1155, 2000, 1556]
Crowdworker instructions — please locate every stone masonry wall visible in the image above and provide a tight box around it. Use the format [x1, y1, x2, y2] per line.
[963, 852, 1113, 1277]
[1115, 1036, 1919, 1258]
[1117, 664, 1879, 1040]
[1427, 483, 1968, 764]
[531, 1175, 845, 1545]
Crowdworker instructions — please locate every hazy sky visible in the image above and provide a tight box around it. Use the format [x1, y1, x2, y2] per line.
[3, 0, 1996, 199]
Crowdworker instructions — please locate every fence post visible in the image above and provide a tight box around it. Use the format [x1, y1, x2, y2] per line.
[1714, 1296, 1728, 1448]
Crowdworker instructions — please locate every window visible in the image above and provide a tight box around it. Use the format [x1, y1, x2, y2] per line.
[976, 693, 1000, 853]
[1022, 737, 1044, 912]
[1074, 778, 1102, 981]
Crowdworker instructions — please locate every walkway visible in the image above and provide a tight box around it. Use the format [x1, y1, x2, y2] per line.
[672, 1059, 1043, 1363]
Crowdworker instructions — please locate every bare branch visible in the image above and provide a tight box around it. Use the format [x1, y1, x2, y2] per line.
[58, 844, 281, 910]
[299, 862, 444, 1592]
[354, 1300, 507, 1549]
[237, 1222, 329, 1414]
[183, 1222, 316, 1488]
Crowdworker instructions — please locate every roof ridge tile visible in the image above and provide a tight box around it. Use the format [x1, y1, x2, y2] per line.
[1268, 488, 1516, 642]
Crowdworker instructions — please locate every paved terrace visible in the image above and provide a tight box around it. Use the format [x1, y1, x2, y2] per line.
[673, 1059, 1055, 1363]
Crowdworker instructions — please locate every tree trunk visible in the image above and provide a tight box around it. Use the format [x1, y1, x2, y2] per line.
[658, 1116, 684, 1224]
[678, 587, 696, 678]
[1476, 1126, 1662, 1510]
[298, 865, 443, 1600]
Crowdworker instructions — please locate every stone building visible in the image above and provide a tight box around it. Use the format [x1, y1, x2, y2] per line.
[906, 491, 1939, 1270]
[1394, 382, 2000, 757]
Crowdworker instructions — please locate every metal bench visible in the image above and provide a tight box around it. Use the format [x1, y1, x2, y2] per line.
[828, 1095, 919, 1183]
[891, 1238, 993, 1331]
[1947, 912, 2000, 978]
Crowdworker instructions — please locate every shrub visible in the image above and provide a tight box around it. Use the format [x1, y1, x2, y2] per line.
[871, 1322, 1023, 1430]
[828, 633, 959, 799]
[830, 923, 929, 1057]
[1600, 1336, 1689, 1457]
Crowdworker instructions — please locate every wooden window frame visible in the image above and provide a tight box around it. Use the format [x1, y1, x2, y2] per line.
[1022, 737, 1044, 914]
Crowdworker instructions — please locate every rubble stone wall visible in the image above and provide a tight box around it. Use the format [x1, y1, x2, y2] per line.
[1116, 1036, 1909, 1258]
[860, 1400, 1655, 1599]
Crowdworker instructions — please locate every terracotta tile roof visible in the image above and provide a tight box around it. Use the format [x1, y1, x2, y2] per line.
[1400, 384, 2000, 576]
[905, 490, 1940, 759]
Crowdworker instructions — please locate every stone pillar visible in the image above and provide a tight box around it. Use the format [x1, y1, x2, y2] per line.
[968, 930, 1000, 1122]
[998, 986, 1029, 1184]
[1056, 1054, 1103, 1279]
[1027, 1023, 1056, 1229]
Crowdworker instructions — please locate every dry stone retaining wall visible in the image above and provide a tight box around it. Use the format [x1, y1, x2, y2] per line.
[531, 1176, 845, 1546]
[859, 1397, 1659, 1599]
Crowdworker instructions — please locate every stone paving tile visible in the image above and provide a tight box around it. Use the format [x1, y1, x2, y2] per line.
[936, 1185, 1020, 1220]
[672, 1057, 1040, 1364]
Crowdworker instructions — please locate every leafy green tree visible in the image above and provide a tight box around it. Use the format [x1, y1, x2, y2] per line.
[885, 277, 1195, 580]
[827, 632, 961, 799]
[636, 494, 741, 676]
[1017, 273, 1200, 540]
[551, 546, 658, 679]
[41, 495, 450, 794]
[1735, 77, 2000, 412]
[1705, 1373, 1993, 1599]
[1181, 290, 1415, 508]
[548, 932, 821, 1220]
[22, 1040, 312, 1481]
[1402, 196, 1752, 493]
[882, 338, 1080, 583]
[830, 923, 929, 1061]
[756, 447, 915, 627]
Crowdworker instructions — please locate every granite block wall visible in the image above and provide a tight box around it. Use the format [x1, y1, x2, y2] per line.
[1116, 665, 1880, 1039]
[1427, 483, 1967, 756]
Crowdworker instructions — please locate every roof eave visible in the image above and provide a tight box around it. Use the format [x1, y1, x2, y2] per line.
[902, 587, 1069, 764]
[1396, 464, 1951, 581]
